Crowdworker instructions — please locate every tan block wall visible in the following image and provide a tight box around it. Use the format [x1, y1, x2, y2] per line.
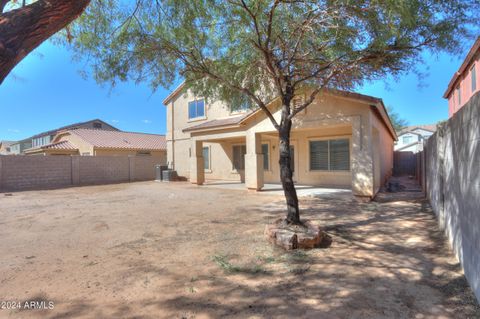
[0, 155, 166, 192]
[0, 156, 72, 191]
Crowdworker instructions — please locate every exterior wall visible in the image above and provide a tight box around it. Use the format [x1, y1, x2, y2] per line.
[446, 52, 479, 117]
[424, 91, 480, 302]
[9, 140, 32, 154]
[168, 91, 395, 196]
[166, 88, 250, 170]
[94, 149, 166, 160]
[0, 155, 165, 192]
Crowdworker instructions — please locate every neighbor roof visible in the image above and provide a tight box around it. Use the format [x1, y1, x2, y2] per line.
[443, 36, 480, 98]
[0, 140, 14, 146]
[65, 129, 167, 150]
[41, 140, 77, 150]
[399, 124, 437, 135]
[30, 119, 119, 139]
[183, 114, 251, 132]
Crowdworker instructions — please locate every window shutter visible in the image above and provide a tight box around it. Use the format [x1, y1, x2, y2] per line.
[329, 139, 349, 171]
[309, 141, 328, 170]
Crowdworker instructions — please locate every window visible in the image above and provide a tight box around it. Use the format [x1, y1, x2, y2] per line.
[261, 143, 269, 170]
[456, 85, 461, 106]
[188, 99, 205, 119]
[471, 65, 477, 93]
[202, 147, 210, 170]
[136, 151, 151, 156]
[309, 139, 350, 171]
[402, 135, 413, 144]
[93, 122, 102, 129]
[232, 145, 246, 171]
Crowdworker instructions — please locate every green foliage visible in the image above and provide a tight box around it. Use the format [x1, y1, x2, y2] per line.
[65, 0, 477, 115]
[386, 105, 409, 132]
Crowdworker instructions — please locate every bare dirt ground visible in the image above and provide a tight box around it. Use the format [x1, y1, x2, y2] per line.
[0, 179, 478, 319]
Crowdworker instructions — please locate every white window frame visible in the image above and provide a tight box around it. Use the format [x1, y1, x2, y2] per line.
[188, 98, 207, 122]
[307, 135, 351, 172]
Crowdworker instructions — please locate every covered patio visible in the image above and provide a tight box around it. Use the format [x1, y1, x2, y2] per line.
[203, 180, 353, 199]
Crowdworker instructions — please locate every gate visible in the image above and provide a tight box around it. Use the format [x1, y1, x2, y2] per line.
[393, 151, 416, 176]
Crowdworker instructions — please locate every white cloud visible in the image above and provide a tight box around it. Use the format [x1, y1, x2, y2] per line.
[110, 119, 120, 123]
[142, 120, 152, 124]
[7, 129, 20, 133]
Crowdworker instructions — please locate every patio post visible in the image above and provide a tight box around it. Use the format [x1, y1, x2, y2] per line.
[190, 139, 205, 185]
[350, 116, 374, 198]
[245, 131, 264, 190]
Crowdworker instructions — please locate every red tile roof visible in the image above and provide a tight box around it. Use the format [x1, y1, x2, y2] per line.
[68, 129, 166, 150]
[42, 140, 77, 150]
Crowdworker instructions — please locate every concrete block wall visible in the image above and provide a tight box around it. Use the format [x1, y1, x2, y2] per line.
[0, 155, 165, 192]
[425, 91, 480, 302]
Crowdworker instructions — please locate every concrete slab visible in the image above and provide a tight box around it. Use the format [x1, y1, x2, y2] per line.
[203, 180, 352, 199]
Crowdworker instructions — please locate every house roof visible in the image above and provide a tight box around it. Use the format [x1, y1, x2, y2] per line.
[443, 36, 480, 98]
[183, 114, 251, 132]
[30, 119, 119, 139]
[64, 129, 167, 150]
[42, 140, 77, 150]
[0, 140, 14, 147]
[398, 124, 437, 135]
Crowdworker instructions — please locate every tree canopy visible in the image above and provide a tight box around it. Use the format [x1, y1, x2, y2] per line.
[67, 0, 477, 118]
[65, 0, 477, 224]
[386, 105, 409, 132]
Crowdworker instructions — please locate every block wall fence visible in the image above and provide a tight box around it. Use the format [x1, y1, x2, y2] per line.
[0, 155, 165, 192]
[422, 91, 480, 303]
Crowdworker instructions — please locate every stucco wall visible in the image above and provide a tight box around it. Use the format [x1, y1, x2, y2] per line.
[425, 91, 480, 302]
[0, 155, 165, 192]
[168, 90, 395, 195]
[447, 53, 479, 117]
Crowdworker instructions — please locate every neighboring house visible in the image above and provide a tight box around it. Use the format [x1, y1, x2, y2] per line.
[24, 129, 166, 162]
[163, 84, 397, 198]
[29, 119, 119, 149]
[0, 140, 14, 155]
[444, 36, 480, 118]
[9, 138, 32, 155]
[8, 119, 120, 155]
[394, 125, 436, 153]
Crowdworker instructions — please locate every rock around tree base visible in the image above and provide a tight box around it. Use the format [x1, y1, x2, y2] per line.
[264, 219, 326, 250]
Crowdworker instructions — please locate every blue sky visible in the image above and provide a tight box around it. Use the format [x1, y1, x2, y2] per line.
[0, 39, 472, 141]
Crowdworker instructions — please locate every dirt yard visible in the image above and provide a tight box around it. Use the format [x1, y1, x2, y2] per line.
[0, 180, 478, 318]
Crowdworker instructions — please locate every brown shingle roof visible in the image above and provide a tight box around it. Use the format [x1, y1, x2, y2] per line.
[68, 129, 166, 150]
[30, 119, 119, 139]
[183, 114, 250, 132]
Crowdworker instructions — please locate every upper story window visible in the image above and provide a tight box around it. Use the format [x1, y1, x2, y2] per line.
[456, 85, 461, 106]
[93, 122, 102, 129]
[471, 64, 477, 93]
[402, 135, 413, 144]
[188, 99, 205, 120]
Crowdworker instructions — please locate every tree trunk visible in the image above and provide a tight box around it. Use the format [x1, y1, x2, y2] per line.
[278, 119, 300, 224]
[0, 0, 91, 84]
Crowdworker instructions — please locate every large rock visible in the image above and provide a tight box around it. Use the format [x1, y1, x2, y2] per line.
[264, 219, 325, 250]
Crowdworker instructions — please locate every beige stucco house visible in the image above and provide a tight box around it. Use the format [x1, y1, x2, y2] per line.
[24, 129, 167, 162]
[164, 84, 397, 198]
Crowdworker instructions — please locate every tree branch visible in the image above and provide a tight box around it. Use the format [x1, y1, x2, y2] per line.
[0, 0, 91, 84]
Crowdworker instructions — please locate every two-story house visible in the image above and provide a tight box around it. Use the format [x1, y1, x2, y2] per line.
[444, 36, 480, 118]
[394, 125, 436, 153]
[163, 84, 397, 198]
[8, 119, 119, 155]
